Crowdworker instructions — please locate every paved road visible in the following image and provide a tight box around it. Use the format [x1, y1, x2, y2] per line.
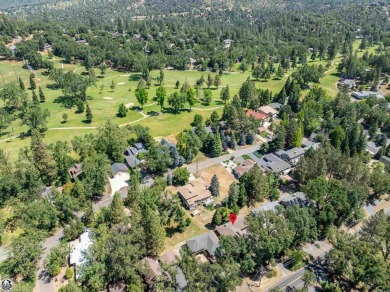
[266, 199, 390, 292]
[187, 144, 260, 173]
[269, 268, 306, 291]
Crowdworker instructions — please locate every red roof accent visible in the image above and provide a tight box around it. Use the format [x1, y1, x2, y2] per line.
[246, 109, 267, 120]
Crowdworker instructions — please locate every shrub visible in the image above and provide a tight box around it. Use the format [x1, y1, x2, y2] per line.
[266, 269, 277, 278]
[65, 267, 74, 279]
[172, 168, 190, 186]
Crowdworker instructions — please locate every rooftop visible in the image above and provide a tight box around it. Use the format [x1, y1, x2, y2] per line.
[69, 229, 93, 278]
[178, 177, 213, 208]
[280, 192, 309, 207]
[246, 109, 267, 121]
[259, 105, 277, 115]
[215, 215, 248, 237]
[352, 91, 378, 99]
[268, 102, 282, 110]
[124, 156, 141, 168]
[141, 257, 162, 283]
[366, 141, 381, 156]
[259, 153, 292, 173]
[111, 163, 129, 176]
[276, 147, 306, 160]
[233, 159, 256, 178]
[186, 231, 220, 256]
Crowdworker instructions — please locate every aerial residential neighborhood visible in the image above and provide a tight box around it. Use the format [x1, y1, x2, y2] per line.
[0, 0, 389, 292]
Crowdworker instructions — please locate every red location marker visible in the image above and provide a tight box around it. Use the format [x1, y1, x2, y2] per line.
[229, 213, 237, 225]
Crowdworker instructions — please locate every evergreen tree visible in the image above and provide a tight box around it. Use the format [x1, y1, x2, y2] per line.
[19, 77, 25, 91]
[170, 146, 183, 168]
[227, 182, 239, 211]
[246, 133, 254, 145]
[29, 73, 36, 90]
[86, 104, 93, 123]
[156, 86, 166, 112]
[117, 103, 127, 117]
[197, 75, 205, 88]
[230, 133, 237, 149]
[32, 90, 39, 104]
[110, 80, 116, 92]
[237, 184, 248, 208]
[39, 86, 45, 103]
[214, 74, 221, 89]
[143, 206, 165, 257]
[82, 202, 95, 227]
[220, 85, 230, 104]
[287, 80, 300, 112]
[277, 86, 287, 104]
[166, 174, 172, 186]
[110, 193, 125, 225]
[211, 132, 223, 157]
[207, 73, 213, 88]
[30, 129, 58, 184]
[159, 69, 164, 85]
[239, 132, 246, 146]
[175, 80, 180, 89]
[209, 175, 220, 197]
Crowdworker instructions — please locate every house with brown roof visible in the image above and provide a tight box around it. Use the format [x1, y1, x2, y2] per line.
[140, 257, 162, 285]
[215, 215, 248, 237]
[259, 105, 278, 117]
[246, 109, 267, 121]
[233, 159, 255, 178]
[68, 163, 83, 181]
[178, 178, 214, 209]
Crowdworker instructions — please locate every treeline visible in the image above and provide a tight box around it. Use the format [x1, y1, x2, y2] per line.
[0, 0, 388, 73]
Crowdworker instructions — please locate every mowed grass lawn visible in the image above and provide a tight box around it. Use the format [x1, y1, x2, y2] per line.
[0, 39, 379, 159]
[0, 56, 292, 159]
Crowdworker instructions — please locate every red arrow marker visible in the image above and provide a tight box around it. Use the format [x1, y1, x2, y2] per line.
[229, 213, 237, 225]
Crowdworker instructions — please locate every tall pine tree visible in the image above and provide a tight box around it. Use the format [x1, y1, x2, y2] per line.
[39, 86, 45, 103]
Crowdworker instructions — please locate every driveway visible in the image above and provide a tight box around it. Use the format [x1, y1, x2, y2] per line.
[109, 173, 130, 196]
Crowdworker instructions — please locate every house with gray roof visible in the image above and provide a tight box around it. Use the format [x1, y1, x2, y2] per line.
[280, 192, 310, 207]
[366, 141, 382, 156]
[275, 147, 306, 165]
[111, 163, 129, 177]
[352, 91, 378, 100]
[268, 102, 282, 110]
[259, 154, 292, 174]
[125, 146, 138, 157]
[124, 156, 141, 169]
[185, 231, 220, 258]
[134, 143, 147, 154]
[175, 267, 188, 291]
[337, 79, 356, 90]
[161, 138, 176, 149]
[301, 138, 320, 151]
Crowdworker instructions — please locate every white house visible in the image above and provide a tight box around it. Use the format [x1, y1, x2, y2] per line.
[69, 229, 93, 279]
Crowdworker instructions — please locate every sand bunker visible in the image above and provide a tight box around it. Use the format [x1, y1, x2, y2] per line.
[125, 103, 134, 108]
[117, 82, 126, 85]
[103, 97, 114, 100]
